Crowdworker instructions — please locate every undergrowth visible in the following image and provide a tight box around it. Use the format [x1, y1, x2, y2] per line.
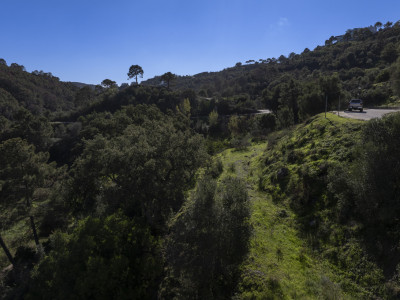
[215, 118, 371, 298]
[254, 113, 390, 297]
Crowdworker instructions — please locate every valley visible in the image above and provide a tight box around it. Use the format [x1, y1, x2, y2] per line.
[1, 19, 400, 299]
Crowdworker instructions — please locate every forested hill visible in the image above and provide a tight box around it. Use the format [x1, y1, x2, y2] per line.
[1, 20, 400, 299]
[143, 21, 400, 110]
[0, 59, 78, 115]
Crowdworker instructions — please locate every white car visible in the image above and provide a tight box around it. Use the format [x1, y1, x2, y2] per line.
[348, 99, 363, 112]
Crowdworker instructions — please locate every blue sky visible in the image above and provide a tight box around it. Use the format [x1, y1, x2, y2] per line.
[2, 0, 400, 85]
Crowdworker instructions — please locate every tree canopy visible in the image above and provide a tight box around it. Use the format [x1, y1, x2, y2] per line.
[101, 79, 117, 89]
[160, 72, 177, 89]
[127, 65, 144, 85]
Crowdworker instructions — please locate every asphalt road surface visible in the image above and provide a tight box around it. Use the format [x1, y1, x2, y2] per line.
[335, 108, 400, 121]
[255, 109, 271, 115]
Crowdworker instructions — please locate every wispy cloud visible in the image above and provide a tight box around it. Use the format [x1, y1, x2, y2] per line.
[277, 17, 289, 28]
[268, 17, 290, 37]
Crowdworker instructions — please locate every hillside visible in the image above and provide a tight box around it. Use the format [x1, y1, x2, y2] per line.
[216, 132, 362, 298]
[0, 60, 78, 115]
[204, 112, 400, 298]
[255, 112, 400, 298]
[143, 22, 400, 114]
[1, 21, 400, 299]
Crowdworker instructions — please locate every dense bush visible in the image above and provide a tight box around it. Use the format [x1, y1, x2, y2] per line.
[27, 214, 162, 300]
[164, 176, 251, 299]
[69, 105, 208, 231]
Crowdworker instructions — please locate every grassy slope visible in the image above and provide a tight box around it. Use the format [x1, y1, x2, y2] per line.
[256, 114, 388, 297]
[216, 113, 369, 299]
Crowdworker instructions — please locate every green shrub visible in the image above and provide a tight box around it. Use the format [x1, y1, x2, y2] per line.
[206, 157, 224, 178]
[27, 214, 162, 300]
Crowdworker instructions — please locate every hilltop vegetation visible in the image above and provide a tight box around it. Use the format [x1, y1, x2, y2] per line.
[1, 21, 400, 299]
[144, 21, 400, 117]
[0, 60, 78, 115]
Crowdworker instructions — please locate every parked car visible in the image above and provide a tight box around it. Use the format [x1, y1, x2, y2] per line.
[348, 99, 363, 112]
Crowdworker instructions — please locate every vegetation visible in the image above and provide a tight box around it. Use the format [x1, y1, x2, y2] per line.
[1, 20, 400, 299]
[0, 61, 77, 115]
[163, 175, 251, 299]
[143, 21, 400, 118]
[27, 214, 161, 299]
[127, 65, 144, 85]
[160, 72, 177, 90]
[215, 142, 357, 299]
[257, 113, 400, 298]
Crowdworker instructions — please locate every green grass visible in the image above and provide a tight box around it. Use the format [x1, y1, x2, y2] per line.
[214, 115, 372, 298]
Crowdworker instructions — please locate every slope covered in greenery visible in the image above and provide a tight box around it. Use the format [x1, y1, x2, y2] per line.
[203, 112, 400, 298]
[1, 20, 400, 299]
[144, 21, 400, 118]
[215, 140, 362, 298]
[0, 60, 78, 115]
[254, 112, 400, 298]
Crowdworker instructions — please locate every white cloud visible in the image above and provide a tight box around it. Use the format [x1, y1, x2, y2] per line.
[277, 17, 289, 27]
[268, 17, 290, 37]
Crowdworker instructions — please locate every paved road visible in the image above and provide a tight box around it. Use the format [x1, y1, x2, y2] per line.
[334, 108, 400, 121]
[255, 109, 271, 115]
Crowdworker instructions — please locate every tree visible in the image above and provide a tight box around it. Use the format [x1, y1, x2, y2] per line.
[381, 42, 398, 63]
[94, 84, 104, 94]
[392, 58, 400, 97]
[101, 79, 117, 89]
[119, 83, 129, 90]
[208, 110, 219, 129]
[3, 108, 53, 152]
[28, 214, 162, 299]
[0, 234, 15, 266]
[258, 113, 276, 133]
[127, 65, 144, 84]
[351, 113, 400, 224]
[278, 55, 287, 64]
[384, 21, 393, 29]
[69, 106, 208, 230]
[288, 52, 296, 59]
[319, 73, 342, 111]
[325, 36, 337, 46]
[299, 81, 324, 118]
[228, 115, 248, 137]
[160, 72, 177, 90]
[165, 176, 250, 299]
[176, 98, 191, 119]
[262, 86, 280, 113]
[374, 21, 383, 30]
[343, 30, 352, 41]
[10, 63, 25, 71]
[280, 79, 301, 124]
[74, 86, 95, 107]
[0, 138, 60, 247]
